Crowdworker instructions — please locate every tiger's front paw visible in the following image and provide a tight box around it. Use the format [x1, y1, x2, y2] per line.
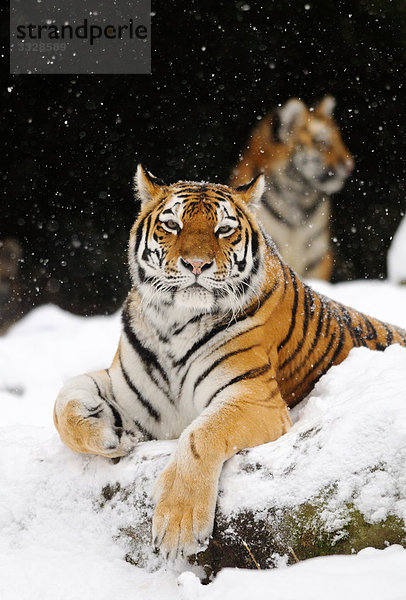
[152, 460, 219, 561]
[55, 396, 138, 459]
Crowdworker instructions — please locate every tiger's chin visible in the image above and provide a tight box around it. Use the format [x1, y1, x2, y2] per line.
[314, 177, 346, 194]
[175, 287, 216, 312]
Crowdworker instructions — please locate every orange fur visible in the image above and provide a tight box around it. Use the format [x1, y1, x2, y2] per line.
[55, 170, 404, 559]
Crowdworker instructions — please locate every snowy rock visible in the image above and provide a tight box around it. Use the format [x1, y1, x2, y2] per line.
[1, 294, 406, 597]
[105, 345, 406, 575]
[388, 215, 406, 284]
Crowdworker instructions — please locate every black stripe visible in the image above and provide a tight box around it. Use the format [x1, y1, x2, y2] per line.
[338, 304, 366, 348]
[174, 319, 230, 369]
[245, 278, 280, 318]
[235, 256, 261, 295]
[174, 272, 278, 371]
[362, 315, 378, 341]
[89, 375, 103, 398]
[291, 331, 337, 396]
[276, 253, 289, 293]
[211, 323, 264, 357]
[277, 268, 299, 352]
[286, 296, 326, 380]
[106, 370, 155, 441]
[385, 324, 393, 346]
[137, 265, 146, 283]
[171, 315, 202, 337]
[141, 215, 153, 262]
[89, 374, 123, 429]
[279, 286, 311, 370]
[251, 229, 259, 259]
[289, 322, 345, 407]
[175, 186, 201, 193]
[235, 228, 250, 272]
[205, 363, 272, 407]
[122, 303, 170, 387]
[323, 301, 333, 337]
[193, 345, 259, 394]
[189, 432, 200, 460]
[134, 214, 148, 255]
[235, 173, 263, 193]
[314, 298, 326, 340]
[307, 286, 317, 317]
[231, 233, 242, 246]
[119, 354, 160, 421]
[133, 419, 154, 441]
[261, 197, 295, 229]
[329, 320, 345, 365]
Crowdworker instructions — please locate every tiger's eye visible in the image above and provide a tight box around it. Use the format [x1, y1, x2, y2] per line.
[165, 220, 178, 230]
[218, 225, 233, 235]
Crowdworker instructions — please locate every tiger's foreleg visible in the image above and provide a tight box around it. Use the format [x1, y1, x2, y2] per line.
[152, 365, 291, 559]
[54, 369, 138, 458]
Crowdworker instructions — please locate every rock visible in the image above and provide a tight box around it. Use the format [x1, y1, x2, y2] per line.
[96, 346, 406, 577]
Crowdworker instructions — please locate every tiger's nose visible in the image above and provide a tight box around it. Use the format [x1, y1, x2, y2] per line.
[181, 258, 213, 275]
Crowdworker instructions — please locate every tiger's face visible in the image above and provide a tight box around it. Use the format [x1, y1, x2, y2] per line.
[275, 96, 354, 194]
[129, 167, 266, 314]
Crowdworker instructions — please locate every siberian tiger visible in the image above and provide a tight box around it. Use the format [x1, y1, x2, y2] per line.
[54, 165, 405, 561]
[230, 96, 354, 280]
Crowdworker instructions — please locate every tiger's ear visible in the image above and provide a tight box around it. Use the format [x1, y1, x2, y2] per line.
[134, 164, 167, 206]
[234, 173, 265, 206]
[315, 95, 336, 118]
[277, 98, 307, 142]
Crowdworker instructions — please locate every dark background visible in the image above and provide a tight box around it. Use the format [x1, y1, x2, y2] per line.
[3, 0, 405, 317]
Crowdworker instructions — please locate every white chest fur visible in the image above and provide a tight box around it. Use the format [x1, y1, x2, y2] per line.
[109, 301, 241, 440]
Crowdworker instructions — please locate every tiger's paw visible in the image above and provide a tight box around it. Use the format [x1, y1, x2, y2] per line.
[55, 396, 138, 459]
[152, 460, 218, 561]
[95, 425, 138, 459]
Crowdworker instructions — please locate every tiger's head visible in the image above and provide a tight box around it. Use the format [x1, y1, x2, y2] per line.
[272, 96, 354, 194]
[129, 165, 268, 315]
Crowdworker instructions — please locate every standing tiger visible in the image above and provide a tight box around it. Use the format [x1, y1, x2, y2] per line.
[230, 96, 354, 280]
[54, 166, 405, 560]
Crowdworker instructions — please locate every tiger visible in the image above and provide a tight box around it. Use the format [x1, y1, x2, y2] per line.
[54, 165, 405, 561]
[230, 96, 354, 280]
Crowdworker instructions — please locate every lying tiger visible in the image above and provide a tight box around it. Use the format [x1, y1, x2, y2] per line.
[54, 165, 406, 560]
[230, 96, 354, 280]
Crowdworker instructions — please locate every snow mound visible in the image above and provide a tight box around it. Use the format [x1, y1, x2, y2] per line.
[220, 343, 406, 527]
[178, 545, 406, 600]
[1, 286, 406, 599]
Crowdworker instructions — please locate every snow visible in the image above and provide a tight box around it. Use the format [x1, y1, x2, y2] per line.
[219, 342, 406, 529]
[388, 214, 406, 284]
[1, 279, 406, 600]
[178, 546, 406, 600]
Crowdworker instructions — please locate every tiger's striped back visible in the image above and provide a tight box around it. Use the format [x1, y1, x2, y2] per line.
[246, 252, 406, 406]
